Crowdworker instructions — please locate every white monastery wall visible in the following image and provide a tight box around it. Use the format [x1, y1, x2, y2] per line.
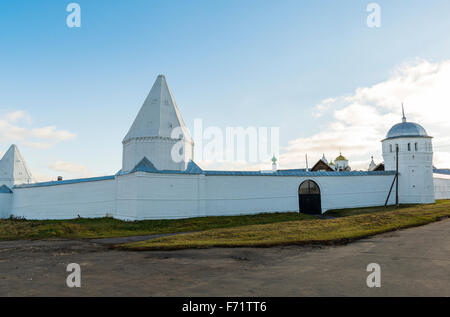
[7, 172, 397, 220]
[202, 174, 396, 217]
[433, 174, 450, 200]
[115, 172, 201, 220]
[314, 175, 397, 211]
[11, 178, 116, 220]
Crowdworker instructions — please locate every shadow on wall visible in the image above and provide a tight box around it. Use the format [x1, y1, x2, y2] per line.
[0, 185, 13, 219]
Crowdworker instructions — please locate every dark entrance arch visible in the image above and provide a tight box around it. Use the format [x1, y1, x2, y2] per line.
[298, 180, 322, 215]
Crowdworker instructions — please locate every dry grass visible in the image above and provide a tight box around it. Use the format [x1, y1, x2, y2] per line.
[120, 200, 450, 251]
[324, 203, 415, 217]
[0, 212, 313, 241]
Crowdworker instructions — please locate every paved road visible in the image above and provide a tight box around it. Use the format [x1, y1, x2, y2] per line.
[0, 219, 449, 296]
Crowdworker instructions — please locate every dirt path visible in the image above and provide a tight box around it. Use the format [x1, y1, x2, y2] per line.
[0, 219, 449, 296]
[88, 232, 186, 244]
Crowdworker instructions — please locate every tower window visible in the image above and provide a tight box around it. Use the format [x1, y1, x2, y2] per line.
[415, 142, 418, 151]
[408, 143, 411, 151]
[389, 144, 393, 153]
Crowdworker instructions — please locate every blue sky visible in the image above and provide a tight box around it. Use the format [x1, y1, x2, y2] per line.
[1, 0, 450, 179]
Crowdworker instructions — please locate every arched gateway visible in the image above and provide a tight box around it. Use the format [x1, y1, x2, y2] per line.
[298, 180, 322, 214]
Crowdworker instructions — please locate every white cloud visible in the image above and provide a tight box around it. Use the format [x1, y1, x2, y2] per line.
[31, 126, 75, 141]
[0, 111, 76, 149]
[4, 110, 32, 124]
[281, 59, 450, 170]
[49, 161, 92, 178]
[29, 169, 54, 183]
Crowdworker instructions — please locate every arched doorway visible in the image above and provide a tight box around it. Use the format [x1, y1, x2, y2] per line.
[298, 180, 322, 215]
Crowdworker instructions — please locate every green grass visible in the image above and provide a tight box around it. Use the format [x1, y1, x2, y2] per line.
[0, 212, 314, 241]
[119, 200, 450, 251]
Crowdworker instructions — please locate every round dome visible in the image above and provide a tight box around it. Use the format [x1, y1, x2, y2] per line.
[335, 154, 347, 161]
[385, 121, 428, 140]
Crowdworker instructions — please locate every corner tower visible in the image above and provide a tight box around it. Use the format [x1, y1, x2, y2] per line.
[122, 75, 194, 172]
[0, 144, 33, 188]
[381, 107, 434, 204]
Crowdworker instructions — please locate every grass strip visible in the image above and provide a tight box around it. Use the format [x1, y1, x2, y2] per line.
[0, 212, 314, 240]
[119, 200, 450, 251]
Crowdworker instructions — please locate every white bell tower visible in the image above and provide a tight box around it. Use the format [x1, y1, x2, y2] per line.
[122, 75, 194, 172]
[382, 106, 435, 204]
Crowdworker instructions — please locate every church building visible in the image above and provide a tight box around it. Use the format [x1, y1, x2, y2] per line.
[1, 75, 450, 220]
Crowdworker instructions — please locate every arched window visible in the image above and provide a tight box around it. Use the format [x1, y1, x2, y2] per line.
[408, 143, 411, 151]
[390, 144, 393, 153]
[415, 142, 418, 151]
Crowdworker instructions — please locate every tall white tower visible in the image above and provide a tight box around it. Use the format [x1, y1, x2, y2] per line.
[122, 75, 194, 172]
[381, 107, 435, 204]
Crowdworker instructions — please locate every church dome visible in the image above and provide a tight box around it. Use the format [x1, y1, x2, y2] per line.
[335, 154, 347, 161]
[385, 121, 428, 140]
[384, 106, 430, 140]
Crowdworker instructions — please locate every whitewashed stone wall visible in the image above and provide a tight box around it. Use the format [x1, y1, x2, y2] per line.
[433, 174, 450, 200]
[202, 174, 396, 217]
[8, 172, 397, 220]
[115, 172, 201, 220]
[11, 178, 116, 220]
[0, 192, 12, 219]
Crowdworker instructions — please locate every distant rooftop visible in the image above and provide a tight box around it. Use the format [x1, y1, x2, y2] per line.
[434, 168, 450, 175]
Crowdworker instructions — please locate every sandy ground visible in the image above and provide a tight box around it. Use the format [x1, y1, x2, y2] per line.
[0, 219, 449, 296]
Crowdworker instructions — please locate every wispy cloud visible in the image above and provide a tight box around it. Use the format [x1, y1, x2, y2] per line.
[0, 111, 76, 149]
[4, 110, 32, 124]
[49, 161, 92, 178]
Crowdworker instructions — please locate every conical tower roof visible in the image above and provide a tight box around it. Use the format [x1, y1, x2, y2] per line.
[123, 75, 192, 144]
[368, 156, 376, 171]
[0, 144, 33, 187]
